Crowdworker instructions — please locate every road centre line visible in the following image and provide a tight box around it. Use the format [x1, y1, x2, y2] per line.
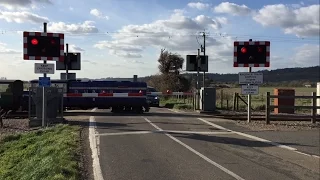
[142, 117, 245, 180]
[97, 130, 235, 136]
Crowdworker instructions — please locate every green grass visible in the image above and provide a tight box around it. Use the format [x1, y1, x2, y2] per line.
[159, 87, 317, 113]
[0, 124, 81, 180]
[160, 97, 193, 110]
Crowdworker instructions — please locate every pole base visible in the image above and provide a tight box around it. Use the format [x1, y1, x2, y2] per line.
[28, 118, 42, 127]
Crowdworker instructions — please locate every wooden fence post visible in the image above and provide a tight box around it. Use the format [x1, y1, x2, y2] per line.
[220, 89, 223, 109]
[226, 99, 229, 110]
[266, 92, 270, 124]
[311, 92, 316, 124]
[233, 92, 237, 111]
[236, 93, 239, 111]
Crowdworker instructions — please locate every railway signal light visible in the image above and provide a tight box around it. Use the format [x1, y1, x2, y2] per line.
[233, 41, 270, 67]
[241, 47, 247, 53]
[23, 31, 64, 61]
[31, 38, 38, 45]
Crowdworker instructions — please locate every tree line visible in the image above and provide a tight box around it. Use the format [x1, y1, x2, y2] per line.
[146, 50, 319, 91]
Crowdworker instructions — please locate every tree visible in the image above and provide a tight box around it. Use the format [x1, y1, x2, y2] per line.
[158, 49, 184, 75]
[147, 49, 191, 92]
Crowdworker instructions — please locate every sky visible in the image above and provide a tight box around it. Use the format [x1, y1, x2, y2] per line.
[0, 0, 319, 80]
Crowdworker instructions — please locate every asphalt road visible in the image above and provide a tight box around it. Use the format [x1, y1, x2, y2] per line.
[91, 108, 320, 180]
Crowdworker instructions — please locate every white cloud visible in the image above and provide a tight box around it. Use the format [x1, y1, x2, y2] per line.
[0, 11, 49, 24]
[0, 0, 52, 10]
[90, 9, 109, 20]
[213, 2, 252, 16]
[291, 44, 320, 66]
[93, 11, 226, 59]
[112, 51, 142, 58]
[47, 21, 99, 34]
[0, 42, 20, 54]
[215, 16, 228, 25]
[253, 4, 320, 37]
[187, 2, 210, 10]
[65, 44, 85, 52]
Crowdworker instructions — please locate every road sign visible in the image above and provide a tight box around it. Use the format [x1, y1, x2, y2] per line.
[233, 41, 270, 67]
[241, 85, 259, 95]
[35, 63, 55, 74]
[23, 31, 65, 61]
[239, 72, 263, 84]
[39, 77, 51, 87]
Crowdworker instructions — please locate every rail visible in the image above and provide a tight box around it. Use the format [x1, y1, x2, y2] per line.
[265, 92, 320, 124]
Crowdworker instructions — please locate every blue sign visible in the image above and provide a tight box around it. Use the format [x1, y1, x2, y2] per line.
[39, 77, 51, 87]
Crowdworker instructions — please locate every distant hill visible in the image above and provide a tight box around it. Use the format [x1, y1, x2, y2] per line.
[201, 66, 319, 83]
[141, 66, 320, 87]
[83, 66, 319, 87]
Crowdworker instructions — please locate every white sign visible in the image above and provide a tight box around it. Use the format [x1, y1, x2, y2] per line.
[241, 85, 259, 95]
[239, 72, 263, 85]
[34, 63, 55, 74]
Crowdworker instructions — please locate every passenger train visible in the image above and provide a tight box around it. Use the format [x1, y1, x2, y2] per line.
[0, 79, 150, 113]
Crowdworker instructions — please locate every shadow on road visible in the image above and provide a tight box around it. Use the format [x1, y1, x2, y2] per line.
[172, 133, 316, 148]
[64, 111, 210, 118]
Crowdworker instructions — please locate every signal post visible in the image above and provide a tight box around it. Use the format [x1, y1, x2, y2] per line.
[23, 23, 65, 127]
[233, 39, 270, 122]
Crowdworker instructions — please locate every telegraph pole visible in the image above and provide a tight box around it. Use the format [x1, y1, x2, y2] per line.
[196, 48, 201, 110]
[202, 32, 206, 88]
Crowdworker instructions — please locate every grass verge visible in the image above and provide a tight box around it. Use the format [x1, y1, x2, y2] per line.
[0, 124, 81, 180]
[160, 98, 193, 110]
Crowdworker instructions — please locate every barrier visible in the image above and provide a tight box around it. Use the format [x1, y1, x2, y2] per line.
[63, 92, 194, 97]
[147, 92, 193, 96]
[64, 92, 145, 97]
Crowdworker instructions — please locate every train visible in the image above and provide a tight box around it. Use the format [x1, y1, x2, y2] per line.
[0, 79, 150, 113]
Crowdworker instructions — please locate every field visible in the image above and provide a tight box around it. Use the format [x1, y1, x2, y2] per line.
[161, 87, 318, 113]
[217, 87, 317, 112]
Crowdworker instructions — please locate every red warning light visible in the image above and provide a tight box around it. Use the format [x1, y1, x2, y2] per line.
[51, 39, 56, 45]
[257, 47, 263, 52]
[31, 38, 38, 45]
[241, 47, 247, 53]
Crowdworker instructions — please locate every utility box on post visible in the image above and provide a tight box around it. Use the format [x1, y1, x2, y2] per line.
[274, 88, 295, 114]
[200, 87, 216, 112]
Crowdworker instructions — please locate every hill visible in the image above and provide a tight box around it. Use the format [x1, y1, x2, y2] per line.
[142, 66, 320, 87]
[86, 66, 319, 87]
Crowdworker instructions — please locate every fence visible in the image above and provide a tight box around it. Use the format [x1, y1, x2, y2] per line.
[265, 92, 320, 124]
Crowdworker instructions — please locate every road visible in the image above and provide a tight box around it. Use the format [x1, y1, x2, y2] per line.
[90, 108, 320, 180]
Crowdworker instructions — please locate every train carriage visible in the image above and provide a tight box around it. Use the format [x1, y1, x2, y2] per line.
[65, 80, 149, 112]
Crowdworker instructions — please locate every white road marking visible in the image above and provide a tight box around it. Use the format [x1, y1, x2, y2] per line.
[197, 118, 297, 151]
[89, 108, 104, 180]
[143, 117, 245, 180]
[98, 131, 153, 136]
[97, 130, 235, 136]
[167, 108, 182, 113]
[197, 118, 320, 158]
[167, 109, 320, 159]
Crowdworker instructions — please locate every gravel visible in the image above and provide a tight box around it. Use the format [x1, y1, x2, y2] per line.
[0, 119, 31, 141]
[235, 120, 320, 131]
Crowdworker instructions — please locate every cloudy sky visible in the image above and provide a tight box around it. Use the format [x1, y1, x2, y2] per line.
[0, 0, 319, 80]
